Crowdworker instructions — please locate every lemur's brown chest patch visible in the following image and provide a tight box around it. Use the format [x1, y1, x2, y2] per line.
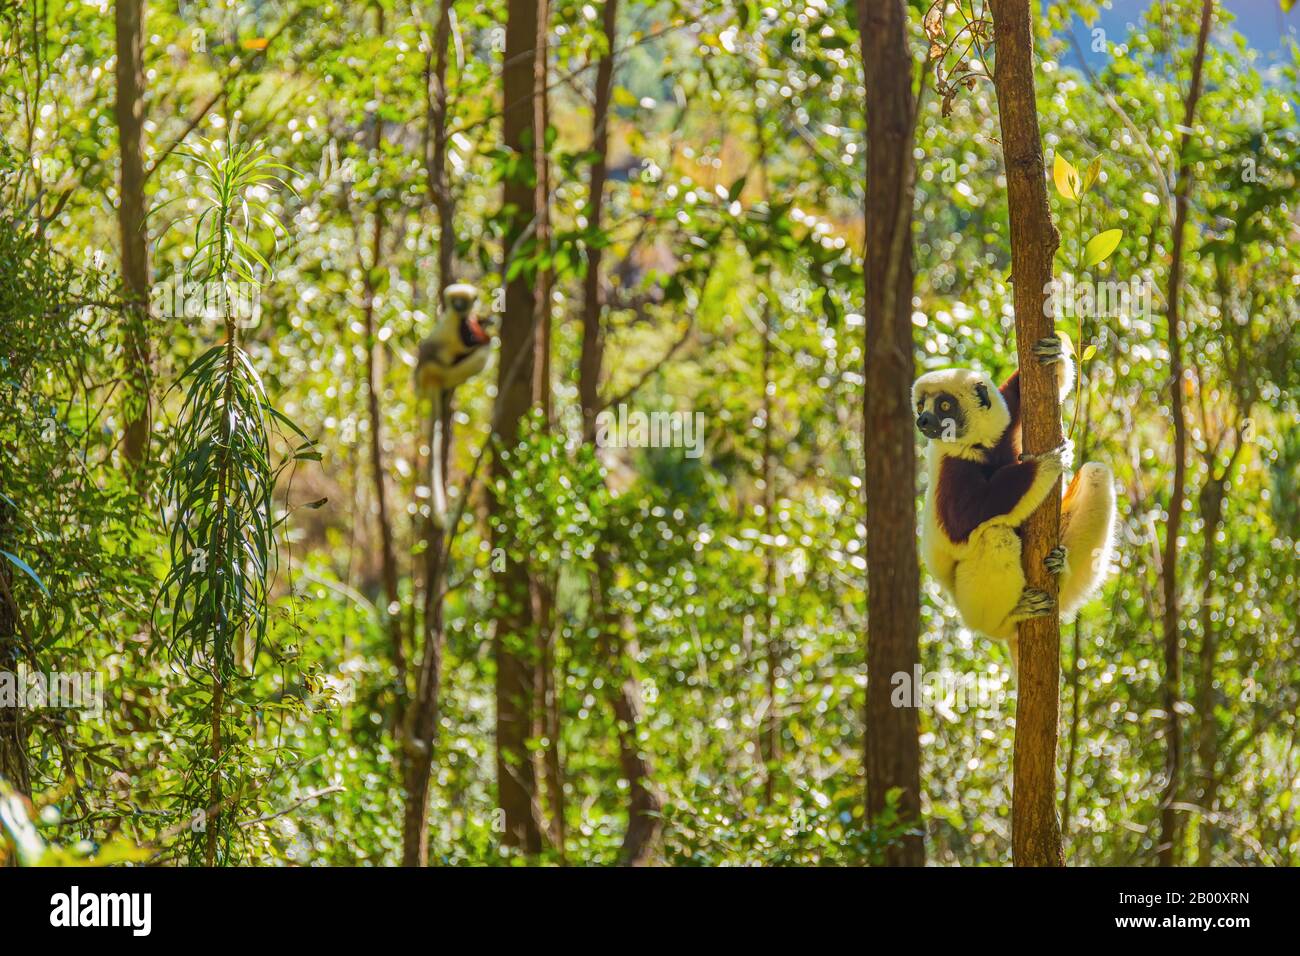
[936, 455, 1038, 545]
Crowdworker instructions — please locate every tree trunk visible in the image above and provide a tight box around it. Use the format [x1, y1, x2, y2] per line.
[858, 0, 924, 866]
[577, 0, 664, 866]
[0, 506, 30, 796]
[359, 5, 405, 693]
[988, 0, 1065, 867]
[758, 290, 781, 803]
[1193, 470, 1226, 864]
[114, 0, 151, 468]
[362, 224, 404, 685]
[1157, 0, 1214, 868]
[578, 0, 616, 436]
[530, 28, 564, 851]
[426, 0, 455, 294]
[490, 0, 546, 855]
[751, 99, 782, 805]
[402, 431, 449, 866]
[400, 0, 459, 868]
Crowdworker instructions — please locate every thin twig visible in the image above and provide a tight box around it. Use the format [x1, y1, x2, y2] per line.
[240, 785, 345, 827]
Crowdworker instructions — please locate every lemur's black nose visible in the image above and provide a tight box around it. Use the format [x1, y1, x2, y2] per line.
[917, 411, 937, 432]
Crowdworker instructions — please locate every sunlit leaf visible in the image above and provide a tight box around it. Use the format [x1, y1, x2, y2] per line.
[1083, 155, 1102, 193]
[1084, 228, 1123, 266]
[1053, 153, 1079, 201]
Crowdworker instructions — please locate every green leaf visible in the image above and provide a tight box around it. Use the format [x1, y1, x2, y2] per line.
[1, 550, 49, 597]
[1053, 153, 1079, 201]
[1084, 228, 1123, 267]
[1081, 344, 1097, 361]
[1082, 155, 1102, 193]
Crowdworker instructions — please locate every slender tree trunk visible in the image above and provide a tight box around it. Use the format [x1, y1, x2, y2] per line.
[360, 5, 405, 692]
[577, 0, 613, 441]
[577, 0, 663, 866]
[205, 677, 224, 865]
[989, 0, 1065, 867]
[750, 105, 782, 805]
[529, 35, 564, 850]
[363, 225, 403, 682]
[858, 0, 924, 866]
[1158, 0, 1214, 868]
[758, 290, 781, 803]
[401, 0, 458, 868]
[205, 319, 239, 867]
[535, 577, 563, 855]
[426, 0, 455, 293]
[1193, 470, 1226, 864]
[402, 459, 448, 866]
[0, 505, 30, 796]
[114, 0, 151, 468]
[490, 0, 546, 855]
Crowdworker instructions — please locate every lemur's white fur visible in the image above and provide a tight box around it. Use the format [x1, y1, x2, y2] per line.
[1056, 462, 1117, 614]
[914, 347, 1114, 663]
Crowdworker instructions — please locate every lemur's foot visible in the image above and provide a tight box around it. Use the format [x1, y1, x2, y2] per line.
[1044, 545, 1068, 575]
[1033, 335, 1063, 365]
[1019, 438, 1074, 473]
[1011, 588, 1056, 620]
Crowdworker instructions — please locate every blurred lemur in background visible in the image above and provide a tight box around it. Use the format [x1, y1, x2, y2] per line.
[415, 282, 496, 526]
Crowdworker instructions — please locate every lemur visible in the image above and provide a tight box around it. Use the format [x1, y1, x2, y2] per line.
[415, 283, 496, 525]
[912, 334, 1116, 669]
[415, 283, 494, 394]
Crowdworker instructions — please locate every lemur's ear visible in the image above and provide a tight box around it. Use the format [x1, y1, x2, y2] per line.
[974, 382, 991, 409]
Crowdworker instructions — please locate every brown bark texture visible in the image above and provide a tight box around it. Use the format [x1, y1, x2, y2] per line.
[115, 0, 151, 468]
[858, 0, 925, 866]
[989, 0, 1065, 867]
[577, 0, 664, 867]
[401, 0, 459, 868]
[489, 0, 546, 855]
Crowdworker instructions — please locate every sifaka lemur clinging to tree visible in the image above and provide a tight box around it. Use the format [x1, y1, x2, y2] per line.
[415, 282, 496, 526]
[911, 332, 1117, 670]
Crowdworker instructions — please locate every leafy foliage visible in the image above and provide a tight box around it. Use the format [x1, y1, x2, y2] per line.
[0, 0, 1296, 867]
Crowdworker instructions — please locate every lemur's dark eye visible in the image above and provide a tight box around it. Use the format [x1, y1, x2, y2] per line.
[938, 399, 951, 412]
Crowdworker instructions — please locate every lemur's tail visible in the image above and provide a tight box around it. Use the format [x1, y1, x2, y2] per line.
[1058, 463, 1117, 617]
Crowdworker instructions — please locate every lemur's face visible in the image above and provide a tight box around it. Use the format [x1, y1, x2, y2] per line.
[915, 390, 965, 440]
[445, 283, 478, 316]
[911, 368, 1009, 454]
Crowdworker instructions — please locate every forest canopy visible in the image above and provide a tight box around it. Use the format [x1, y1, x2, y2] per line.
[0, 0, 1297, 869]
